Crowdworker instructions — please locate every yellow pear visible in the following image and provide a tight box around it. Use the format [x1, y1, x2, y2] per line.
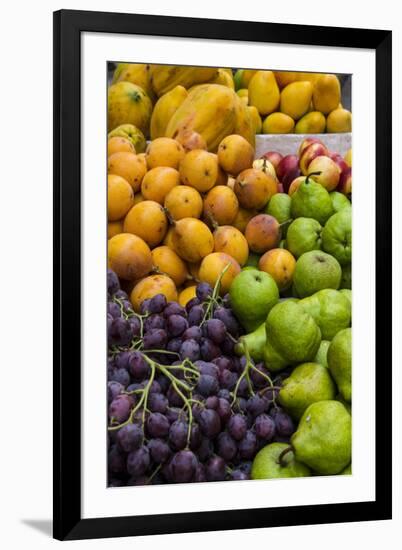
[326, 108, 352, 133]
[280, 81, 313, 120]
[241, 69, 258, 88]
[295, 111, 326, 134]
[274, 71, 298, 89]
[262, 112, 295, 134]
[150, 85, 188, 139]
[247, 106, 262, 134]
[313, 74, 341, 115]
[248, 71, 280, 116]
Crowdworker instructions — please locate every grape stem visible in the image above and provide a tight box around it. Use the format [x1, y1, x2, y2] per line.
[200, 263, 232, 326]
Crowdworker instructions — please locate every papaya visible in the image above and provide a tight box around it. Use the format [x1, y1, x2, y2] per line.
[248, 71, 280, 116]
[209, 68, 235, 89]
[108, 124, 147, 153]
[246, 106, 262, 134]
[150, 85, 188, 140]
[108, 82, 152, 136]
[150, 65, 217, 96]
[112, 63, 155, 101]
[165, 84, 253, 152]
[235, 96, 256, 147]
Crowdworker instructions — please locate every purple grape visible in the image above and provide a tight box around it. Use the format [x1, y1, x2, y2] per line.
[221, 294, 231, 307]
[148, 294, 167, 314]
[128, 316, 141, 336]
[182, 325, 202, 342]
[213, 306, 239, 336]
[216, 398, 232, 424]
[127, 476, 148, 486]
[169, 420, 188, 450]
[148, 438, 171, 463]
[109, 317, 134, 346]
[179, 339, 200, 362]
[196, 283, 213, 302]
[108, 269, 120, 295]
[109, 367, 130, 387]
[212, 356, 234, 372]
[255, 414, 276, 441]
[196, 374, 219, 397]
[170, 450, 198, 483]
[146, 413, 170, 438]
[108, 394, 133, 423]
[144, 314, 166, 332]
[167, 314, 189, 337]
[166, 337, 182, 354]
[114, 289, 128, 300]
[221, 335, 236, 356]
[148, 392, 169, 414]
[274, 410, 295, 437]
[231, 470, 249, 481]
[165, 407, 182, 424]
[204, 318, 226, 344]
[236, 377, 249, 397]
[185, 297, 201, 312]
[216, 432, 237, 461]
[198, 409, 221, 438]
[114, 351, 131, 370]
[190, 423, 202, 450]
[238, 430, 257, 459]
[167, 384, 184, 407]
[108, 444, 126, 473]
[199, 338, 220, 361]
[194, 463, 206, 482]
[194, 361, 219, 378]
[164, 302, 187, 318]
[107, 381, 124, 403]
[238, 461, 253, 474]
[247, 394, 269, 417]
[116, 423, 143, 452]
[140, 299, 152, 314]
[219, 369, 238, 391]
[108, 478, 124, 487]
[205, 395, 219, 409]
[188, 305, 204, 326]
[227, 414, 247, 441]
[250, 363, 271, 388]
[127, 446, 150, 477]
[127, 352, 150, 380]
[217, 388, 231, 401]
[232, 397, 248, 414]
[205, 456, 226, 482]
[143, 329, 168, 350]
[121, 300, 134, 313]
[108, 301, 121, 318]
[149, 380, 162, 394]
[196, 437, 214, 462]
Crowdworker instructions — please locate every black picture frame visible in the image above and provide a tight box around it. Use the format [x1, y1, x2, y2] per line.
[53, 9, 392, 541]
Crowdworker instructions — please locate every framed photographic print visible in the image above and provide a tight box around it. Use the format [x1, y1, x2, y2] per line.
[53, 9, 392, 541]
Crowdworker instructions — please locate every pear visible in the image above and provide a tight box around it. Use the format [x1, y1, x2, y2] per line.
[264, 300, 321, 372]
[251, 442, 310, 479]
[286, 217, 322, 258]
[340, 464, 352, 475]
[340, 264, 352, 290]
[322, 208, 352, 266]
[329, 191, 351, 213]
[291, 400, 352, 474]
[328, 328, 352, 402]
[265, 193, 292, 237]
[299, 289, 351, 340]
[235, 323, 266, 363]
[339, 288, 352, 305]
[293, 251, 342, 298]
[291, 175, 333, 226]
[279, 362, 336, 419]
[314, 340, 331, 368]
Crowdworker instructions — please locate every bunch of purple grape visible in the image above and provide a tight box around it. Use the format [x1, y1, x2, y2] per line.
[107, 269, 295, 487]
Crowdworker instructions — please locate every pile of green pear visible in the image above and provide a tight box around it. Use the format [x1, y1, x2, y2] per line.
[229, 169, 352, 479]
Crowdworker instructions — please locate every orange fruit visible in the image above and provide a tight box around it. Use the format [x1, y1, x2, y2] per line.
[245, 214, 281, 254]
[108, 233, 152, 280]
[234, 168, 277, 209]
[151, 246, 189, 287]
[172, 218, 214, 263]
[108, 151, 147, 192]
[178, 285, 197, 307]
[203, 186, 239, 226]
[108, 136, 136, 156]
[198, 252, 241, 295]
[258, 248, 296, 291]
[213, 226, 249, 266]
[107, 174, 134, 221]
[123, 201, 168, 248]
[217, 134, 255, 176]
[164, 185, 203, 220]
[146, 137, 185, 169]
[179, 149, 218, 192]
[141, 166, 180, 204]
[107, 220, 124, 239]
[131, 274, 177, 312]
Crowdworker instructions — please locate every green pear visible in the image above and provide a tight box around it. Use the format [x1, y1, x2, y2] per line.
[328, 328, 352, 402]
[230, 269, 279, 332]
[339, 288, 352, 306]
[293, 251, 342, 298]
[291, 176, 333, 225]
[235, 323, 266, 363]
[340, 264, 352, 289]
[340, 463, 352, 475]
[322, 208, 352, 265]
[299, 289, 351, 340]
[291, 400, 352, 474]
[286, 217, 322, 258]
[336, 394, 352, 413]
[264, 301, 321, 371]
[278, 239, 287, 249]
[251, 442, 310, 479]
[314, 340, 331, 368]
[265, 193, 292, 237]
[245, 252, 261, 268]
[278, 363, 336, 419]
[329, 191, 351, 213]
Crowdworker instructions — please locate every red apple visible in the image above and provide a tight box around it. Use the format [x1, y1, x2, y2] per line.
[276, 155, 301, 193]
[329, 152, 349, 173]
[337, 167, 352, 196]
[307, 156, 340, 191]
[299, 142, 329, 175]
[288, 176, 306, 196]
[298, 137, 323, 157]
[261, 151, 283, 171]
[277, 182, 284, 193]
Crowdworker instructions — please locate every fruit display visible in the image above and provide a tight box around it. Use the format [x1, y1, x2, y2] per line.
[107, 63, 352, 487]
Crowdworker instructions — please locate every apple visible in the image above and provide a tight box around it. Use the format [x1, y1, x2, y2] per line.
[329, 151, 349, 173]
[307, 156, 340, 191]
[277, 182, 284, 193]
[276, 154, 299, 181]
[337, 167, 352, 196]
[288, 176, 306, 196]
[299, 142, 329, 175]
[261, 151, 283, 171]
[253, 158, 277, 180]
[298, 137, 322, 157]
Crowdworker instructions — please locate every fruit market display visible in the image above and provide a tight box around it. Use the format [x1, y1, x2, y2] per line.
[107, 64, 352, 487]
